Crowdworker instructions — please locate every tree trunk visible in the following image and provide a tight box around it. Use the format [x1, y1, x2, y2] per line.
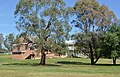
[94, 55, 101, 64]
[40, 48, 46, 65]
[113, 57, 116, 65]
[89, 43, 95, 65]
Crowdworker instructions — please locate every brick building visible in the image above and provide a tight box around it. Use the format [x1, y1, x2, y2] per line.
[12, 37, 57, 60]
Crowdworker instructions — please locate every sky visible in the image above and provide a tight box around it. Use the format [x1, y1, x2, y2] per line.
[0, 0, 120, 35]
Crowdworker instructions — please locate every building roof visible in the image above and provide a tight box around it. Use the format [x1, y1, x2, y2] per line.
[65, 40, 77, 45]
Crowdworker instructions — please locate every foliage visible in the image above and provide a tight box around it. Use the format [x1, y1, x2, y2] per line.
[72, 0, 117, 32]
[0, 33, 4, 49]
[4, 33, 15, 51]
[102, 24, 120, 64]
[111, 51, 118, 58]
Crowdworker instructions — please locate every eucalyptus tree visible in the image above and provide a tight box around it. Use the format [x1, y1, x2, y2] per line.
[14, 0, 71, 65]
[70, 0, 117, 65]
[4, 33, 15, 51]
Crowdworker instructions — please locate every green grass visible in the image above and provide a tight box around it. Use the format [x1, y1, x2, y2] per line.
[0, 54, 120, 77]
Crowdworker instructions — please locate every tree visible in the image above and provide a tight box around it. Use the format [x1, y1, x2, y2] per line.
[103, 24, 120, 65]
[0, 33, 4, 49]
[15, 0, 71, 65]
[4, 33, 15, 51]
[71, 0, 117, 65]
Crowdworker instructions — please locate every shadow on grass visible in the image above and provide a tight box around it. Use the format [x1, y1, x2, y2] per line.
[3, 63, 61, 67]
[57, 61, 120, 66]
[57, 61, 90, 65]
[2, 61, 120, 66]
[95, 64, 120, 66]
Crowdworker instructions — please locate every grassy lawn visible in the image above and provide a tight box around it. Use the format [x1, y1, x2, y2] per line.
[0, 54, 120, 77]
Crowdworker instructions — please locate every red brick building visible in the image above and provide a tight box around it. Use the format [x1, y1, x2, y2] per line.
[12, 37, 57, 60]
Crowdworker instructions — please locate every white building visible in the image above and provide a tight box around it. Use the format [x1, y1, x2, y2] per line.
[65, 40, 77, 57]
